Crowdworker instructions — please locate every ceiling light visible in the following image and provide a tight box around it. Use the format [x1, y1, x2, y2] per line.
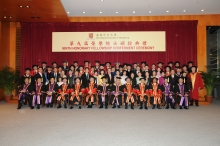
[26, 6, 30, 8]
[83, 12, 85, 14]
[133, 11, 135, 13]
[183, 10, 186, 12]
[166, 10, 169, 12]
[3, 16, 6, 18]
[67, 12, 70, 14]
[149, 11, 151, 13]
[19, 6, 23, 8]
[201, 9, 204, 11]
[116, 11, 118, 13]
[9, 16, 12, 18]
[100, 0, 104, 1]
[100, 11, 102, 14]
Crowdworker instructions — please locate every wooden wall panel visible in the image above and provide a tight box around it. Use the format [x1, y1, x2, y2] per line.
[0, 22, 17, 100]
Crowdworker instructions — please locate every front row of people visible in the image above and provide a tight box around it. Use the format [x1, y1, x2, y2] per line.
[17, 76, 189, 110]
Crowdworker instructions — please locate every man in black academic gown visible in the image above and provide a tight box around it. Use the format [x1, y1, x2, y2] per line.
[19, 68, 35, 87]
[17, 77, 33, 109]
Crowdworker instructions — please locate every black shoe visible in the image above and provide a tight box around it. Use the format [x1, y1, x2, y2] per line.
[50, 104, 53, 108]
[46, 104, 49, 108]
[171, 106, 176, 109]
[190, 103, 193, 106]
[37, 105, 40, 109]
[17, 107, 21, 109]
[57, 105, 61, 109]
[131, 103, 134, 110]
[31, 106, 34, 109]
[87, 105, 91, 108]
[99, 105, 103, 109]
[112, 105, 116, 109]
[79, 106, 81, 109]
[139, 106, 143, 109]
[157, 105, 161, 109]
[165, 106, 169, 109]
[184, 106, 188, 109]
[152, 105, 155, 109]
[70, 106, 73, 109]
[117, 105, 121, 108]
[179, 106, 182, 109]
[105, 106, 108, 109]
[145, 106, 148, 110]
[125, 105, 128, 109]
[64, 105, 67, 108]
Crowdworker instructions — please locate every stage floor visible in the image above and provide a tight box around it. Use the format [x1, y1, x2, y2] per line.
[0, 100, 220, 146]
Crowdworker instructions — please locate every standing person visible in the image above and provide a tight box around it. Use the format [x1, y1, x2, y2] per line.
[30, 65, 38, 76]
[160, 77, 175, 109]
[105, 68, 114, 86]
[52, 62, 58, 70]
[159, 72, 165, 86]
[85, 76, 97, 108]
[30, 77, 45, 109]
[156, 68, 161, 78]
[69, 77, 85, 109]
[136, 72, 143, 85]
[19, 68, 35, 86]
[165, 66, 171, 77]
[97, 76, 111, 109]
[120, 70, 127, 85]
[188, 66, 203, 106]
[126, 64, 132, 77]
[130, 72, 137, 86]
[168, 69, 178, 89]
[51, 67, 60, 83]
[132, 63, 138, 73]
[111, 77, 124, 108]
[95, 61, 100, 72]
[187, 61, 193, 73]
[136, 78, 149, 110]
[57, 77, 70, 109]
[93, 71, 99, 85]
[98, 69, 105, 85]
[123, 77, 136, 109]
[81, 67, 91, 88]
[67, 70, 74, 88]
[144, 71, 151, 85]
[149, 78, 162, 109]
[45, 77, 58, 108]
[174, 77, 189, 109]
[42, 62, 47, 73]
[73, 61, 79, 71]
[115, 62, 120, 72]
[114, 70, 121, 82]
[57, 76, 63, 87]
[62, 61, 69, 74]
[17, 77, 33, 109]
[141, 62, 146, 73]
[157, 62, 163, 72]
[34, 67, 46, 85]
